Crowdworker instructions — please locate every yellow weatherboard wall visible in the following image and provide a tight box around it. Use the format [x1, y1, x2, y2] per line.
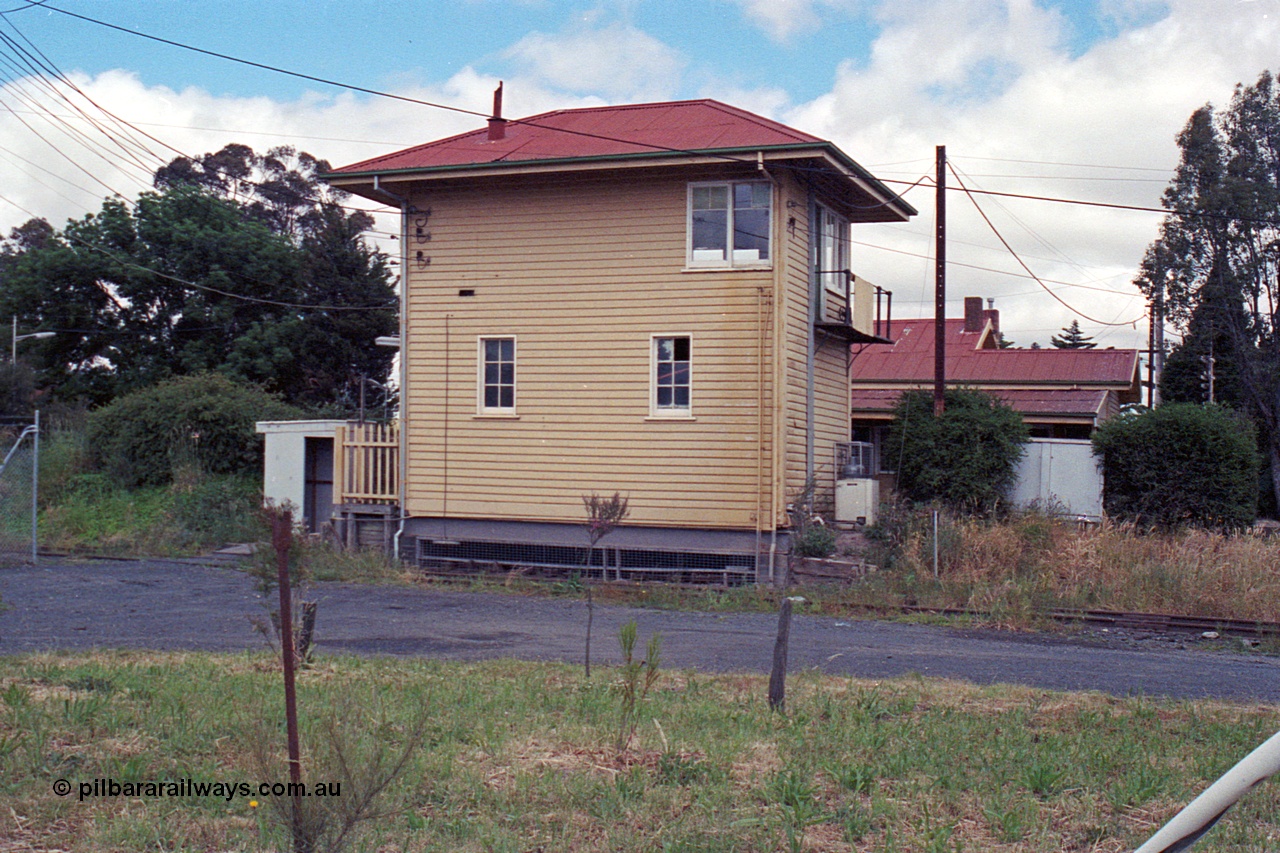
[401, 167, 796, 531]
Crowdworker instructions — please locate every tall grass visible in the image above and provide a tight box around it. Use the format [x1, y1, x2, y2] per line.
[479, 510, 1280, 629]
[39, 473, 266, 557]
[30, 415, 269, 557]
[866, 509, 1280, 624]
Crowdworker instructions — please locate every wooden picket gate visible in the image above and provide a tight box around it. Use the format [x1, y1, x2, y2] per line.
[333, 421, 399, 551]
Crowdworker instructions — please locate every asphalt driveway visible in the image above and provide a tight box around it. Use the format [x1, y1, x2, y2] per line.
[2, 558, 1278, 703]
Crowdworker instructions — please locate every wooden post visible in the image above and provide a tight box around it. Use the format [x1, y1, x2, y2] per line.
[768, 597, 794, 712]
[270, 509, 305, 852]
[585, 586, 594, 679]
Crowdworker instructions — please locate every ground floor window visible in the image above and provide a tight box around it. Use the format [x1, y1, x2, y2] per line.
[652, 335, 691, 416]
[478, 336, 515, 413]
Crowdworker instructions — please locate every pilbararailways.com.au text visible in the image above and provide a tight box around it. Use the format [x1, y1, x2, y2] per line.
[55, 778, 342, 802]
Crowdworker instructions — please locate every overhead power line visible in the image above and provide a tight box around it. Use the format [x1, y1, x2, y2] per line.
[64, 232, 397, 312]
[18, 0, 1215, 229]
[0, 0, 1242, 334]
[26, 2, 491, 120]
[947, 162, 1144, 328]
[11, 0, 1266, 233]
[851, 238, 1134, 294]
[895, 177, 1280, 228]
[956, 154, 1174, 174]
[22, 2, 921, 210]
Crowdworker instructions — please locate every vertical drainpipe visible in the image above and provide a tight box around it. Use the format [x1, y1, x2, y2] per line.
[806, 186, 817, 490]
[395, 201, 409, 561]
[758, 159, 781, 583]
[769, 175, 788, 582]
[375, 174, 411, 562]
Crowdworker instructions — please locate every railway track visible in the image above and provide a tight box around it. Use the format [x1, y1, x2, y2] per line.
[898, 604, 1280, 638]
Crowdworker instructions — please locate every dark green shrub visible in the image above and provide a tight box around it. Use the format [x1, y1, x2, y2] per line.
[862, 497, 920, 569]
[1092, 403, 1258, 531]
[86, 373, 302, 487]
[886, 389, 1029, 515]
[792, 524, 837, 558]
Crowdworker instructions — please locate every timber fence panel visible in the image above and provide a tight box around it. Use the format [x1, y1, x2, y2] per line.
[337, 422, 399, 505]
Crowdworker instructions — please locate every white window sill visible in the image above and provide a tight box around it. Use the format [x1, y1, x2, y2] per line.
[474, 413, 520, 419]
[645, 415, 696, 422]
[682, 265, 772, 273]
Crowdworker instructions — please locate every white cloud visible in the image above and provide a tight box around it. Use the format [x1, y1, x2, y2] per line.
[776, 0, 1280, 347]
[502, 22, 686, 101]
[730, 0, 875, 42]
[733, 0, 824, 41]
[0, 66, 602, 242]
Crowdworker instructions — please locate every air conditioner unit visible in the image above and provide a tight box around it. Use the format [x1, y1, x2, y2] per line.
[835, 478, 879, 526]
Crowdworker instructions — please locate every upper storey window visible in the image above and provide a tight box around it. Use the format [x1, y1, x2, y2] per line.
[817, 204, 850, 295]
[688, 181, 771, 268]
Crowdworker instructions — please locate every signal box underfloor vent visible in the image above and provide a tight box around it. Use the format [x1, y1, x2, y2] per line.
[415, 537, 754, 586]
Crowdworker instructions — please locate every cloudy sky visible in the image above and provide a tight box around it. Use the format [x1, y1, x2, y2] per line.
[1, 0, 1278, 349]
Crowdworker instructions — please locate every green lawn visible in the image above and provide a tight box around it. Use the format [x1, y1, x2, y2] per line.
[1, 650, 1277, 852]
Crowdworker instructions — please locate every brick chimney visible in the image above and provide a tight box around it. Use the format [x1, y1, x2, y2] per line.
[984, 297, 999, 336]
[963, 296, 984, 333]
[487, 81, 507, 141]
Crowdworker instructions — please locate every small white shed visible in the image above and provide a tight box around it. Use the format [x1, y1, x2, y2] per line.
[256, 420, 348, 532]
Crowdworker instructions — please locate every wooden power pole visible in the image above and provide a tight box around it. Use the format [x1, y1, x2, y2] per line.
[934, 145, 947, 417]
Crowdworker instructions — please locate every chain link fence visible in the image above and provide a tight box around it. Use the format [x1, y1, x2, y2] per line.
[0, 415, 38, 566]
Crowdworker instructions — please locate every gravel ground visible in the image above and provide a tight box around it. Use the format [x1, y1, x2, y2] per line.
[1, 557, 1278, 703]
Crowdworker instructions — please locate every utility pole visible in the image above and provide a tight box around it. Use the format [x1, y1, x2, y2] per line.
[1152, 287, 1164, 407]
[934, 145, 946, 417]
[1205, 329, 1216, 403]
[1146, 307, 1156, 408]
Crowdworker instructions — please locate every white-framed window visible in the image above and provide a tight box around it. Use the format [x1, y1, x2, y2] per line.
[651, 335, 691, 416]
[687, 181, 772, 268]
[478, 336, 516, 414]
[817, 204, 850, 295]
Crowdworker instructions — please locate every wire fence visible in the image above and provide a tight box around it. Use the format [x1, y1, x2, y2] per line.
[0, 415, 38, 566]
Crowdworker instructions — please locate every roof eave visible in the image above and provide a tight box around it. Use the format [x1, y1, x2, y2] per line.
[324, 142, 917, 221]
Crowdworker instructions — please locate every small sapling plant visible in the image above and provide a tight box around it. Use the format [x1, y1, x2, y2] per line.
[582, 491, 629, 678]
[615, 619, 660, 753]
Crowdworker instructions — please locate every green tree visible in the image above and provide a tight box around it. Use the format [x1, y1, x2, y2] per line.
[1050, 319, 1097, 349]
[0, 145, 396, 411]
[1135, 72, 1280, 511]
[1158, 273, 1250, 406]
[886, 388, 1029, 515]
[1092, 403, 1257, 531]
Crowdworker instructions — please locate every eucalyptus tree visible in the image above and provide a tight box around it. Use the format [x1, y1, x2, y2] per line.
[1135, 71, 1280, 508]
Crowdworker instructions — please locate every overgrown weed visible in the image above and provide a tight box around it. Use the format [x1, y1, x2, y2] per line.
[39, 472, 265, 557]
[861, 508, 1280, 625]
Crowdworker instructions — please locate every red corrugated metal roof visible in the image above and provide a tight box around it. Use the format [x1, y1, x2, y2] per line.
[849, 318, 1139, 386]
[851, 388, 1110, 418]
[333, 99, 824, 175]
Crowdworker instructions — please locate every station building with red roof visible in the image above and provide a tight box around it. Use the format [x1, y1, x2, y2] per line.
[849, 297, 1142, 481]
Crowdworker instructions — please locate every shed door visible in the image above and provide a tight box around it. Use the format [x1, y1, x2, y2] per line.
[304, 437, 335, 533]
